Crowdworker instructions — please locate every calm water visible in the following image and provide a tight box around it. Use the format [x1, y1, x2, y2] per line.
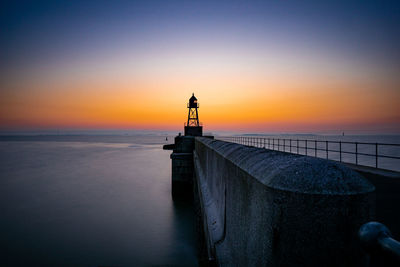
[0, 136, 197, 266]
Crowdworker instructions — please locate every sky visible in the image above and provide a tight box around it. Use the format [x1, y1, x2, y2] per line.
[1, 0, 399, 134]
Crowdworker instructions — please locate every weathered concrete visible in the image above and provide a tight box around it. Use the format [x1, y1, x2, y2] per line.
[169, 136, 195, 198]
[194, 137, 375, 266]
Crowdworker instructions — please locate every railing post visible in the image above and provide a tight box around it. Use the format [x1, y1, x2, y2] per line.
[356, 142, 358, 165]
[376, 143, 378, 168]
[339, 141, 342, 162]
[305, 140, 307, 156]
[315, 140, 317, 157]
[326, 141, 328, 159]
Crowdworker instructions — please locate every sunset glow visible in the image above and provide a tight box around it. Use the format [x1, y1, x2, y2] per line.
[1, 1, 399, 133]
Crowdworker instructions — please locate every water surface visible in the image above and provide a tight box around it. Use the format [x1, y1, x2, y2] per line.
[0, 136, 197, 266]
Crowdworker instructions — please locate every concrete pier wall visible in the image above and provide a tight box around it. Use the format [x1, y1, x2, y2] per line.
[194, 137, 375, 266]
[170, 136, 195, 198]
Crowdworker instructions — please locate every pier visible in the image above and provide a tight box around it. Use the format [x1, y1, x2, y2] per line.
[164, 94, 400, 266]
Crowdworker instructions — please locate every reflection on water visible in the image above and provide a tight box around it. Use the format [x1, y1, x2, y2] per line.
[0, 136, 197, 266]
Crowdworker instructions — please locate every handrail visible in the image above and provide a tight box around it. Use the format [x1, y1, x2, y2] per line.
[217, 136, 400, 172]
[359, 222, 400, 266]
[184, 122, 203, 126]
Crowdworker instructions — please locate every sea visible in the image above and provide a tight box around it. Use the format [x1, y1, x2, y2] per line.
[0, 134, 197, 267]
[0, 133, 399, 266]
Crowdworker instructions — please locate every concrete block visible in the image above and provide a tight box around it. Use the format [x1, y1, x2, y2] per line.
[194, 137, 375, 266]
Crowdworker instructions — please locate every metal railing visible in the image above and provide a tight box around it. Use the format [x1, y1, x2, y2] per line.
[359, 222, 400, 266]
[218, 136, 400, 172]
[184, 122, 203, 126]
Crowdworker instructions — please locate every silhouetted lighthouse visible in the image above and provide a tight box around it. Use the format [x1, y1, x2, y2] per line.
[184, 93, 203, 136]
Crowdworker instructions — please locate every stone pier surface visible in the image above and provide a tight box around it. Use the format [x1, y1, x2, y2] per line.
[193, 137, 375, 266]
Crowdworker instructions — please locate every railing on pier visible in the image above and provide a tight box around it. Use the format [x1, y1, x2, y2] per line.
[359, 222, 400, 266]
[217, 136, 400, 172]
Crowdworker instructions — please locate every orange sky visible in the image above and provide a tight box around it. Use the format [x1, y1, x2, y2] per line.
[1, 1, 400, 134]
[1, 67, 399, 133]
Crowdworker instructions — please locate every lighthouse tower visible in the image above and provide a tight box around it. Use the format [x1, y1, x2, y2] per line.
[184, 93, 203, 136]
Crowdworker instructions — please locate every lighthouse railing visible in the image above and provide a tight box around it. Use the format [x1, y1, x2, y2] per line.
[187, 103, 199, 108]
[184, 122, 203, 127]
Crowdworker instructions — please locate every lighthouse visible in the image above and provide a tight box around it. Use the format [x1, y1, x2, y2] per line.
[163, 93, 212, 199]
[184, 93, 203, 136]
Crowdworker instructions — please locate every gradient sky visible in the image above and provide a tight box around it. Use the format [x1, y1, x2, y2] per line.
[1, 0, 399, 133]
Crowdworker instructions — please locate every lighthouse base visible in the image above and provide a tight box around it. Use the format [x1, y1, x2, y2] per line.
[184, 126, 203, 136]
